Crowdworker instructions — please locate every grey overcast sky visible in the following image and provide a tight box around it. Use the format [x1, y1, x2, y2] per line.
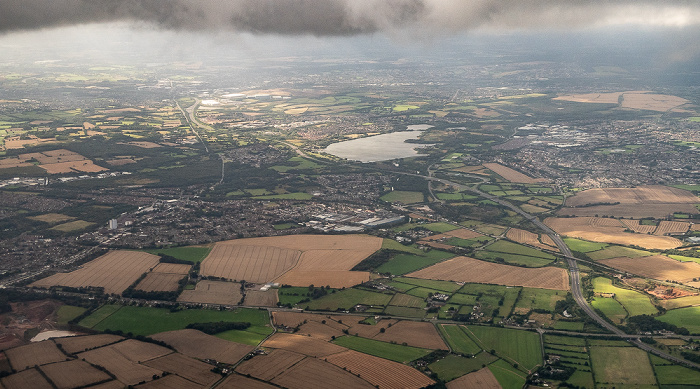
[0, 0, 699, 35]
[0, 0, 699, 70]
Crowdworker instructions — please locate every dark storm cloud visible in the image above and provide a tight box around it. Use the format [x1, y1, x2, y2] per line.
[0, 0, 698, 35]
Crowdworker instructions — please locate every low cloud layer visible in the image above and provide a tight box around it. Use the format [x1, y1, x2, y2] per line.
[1, 0, 699, 36]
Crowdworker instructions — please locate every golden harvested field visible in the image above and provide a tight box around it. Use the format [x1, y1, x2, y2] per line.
[236, 349, 306, 381]
[293, 249, 379, 272]
[560, 203, 699, 218]
[144, 353, 220, 386]
[78, 346, 163, 386]
[326, 350, 435, 389]
[28, 213, 75, 224]
[110, 339, 172, 361]
[482, 162, 545, 184]
[200, 244, 301, 283]
[621, 219, 656, 234]
[1, 368, 52, 389]
[30, 250, 161, 294]
[655, 220, 690, 235]
[136, 273, 184, 292]
[39, 360, 112, 389]
[567, 186, 698, 206]
[201, 235, 381, 287]
[554, 91, 690, 111]
[272, 357, 375, 389]
[244, 290, 278, 307]
[274, 270, 370, 289]
[177, 280, 243, 305]
[50, 220, 94, 232]
[560, 186, 699, 218]
[297, 321, 345, 341]
[372, 321, 447, 350]
[446, 367, 502, 389]
[541, 234, 557, 248]
[151, 329, 253, 364]
[600, 255, 700, 283]
[5, 341, 67, 371]
[545, 217, 681, 250]
[262, 333, 347, 357]
[554, 92, 622, 104]
[41, 160, 107, 174]
[340, 316, 398, 339]
[151, 263, 191, 274]
[506, 228, 558, 251]
[407, 256, 569, 290]
[54, 334, 123, 354]
[445, 228, 484, 239]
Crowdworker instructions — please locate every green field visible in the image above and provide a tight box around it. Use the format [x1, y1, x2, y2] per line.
[56, 305, 87, 325]
[564, 238, 608, 253]
[445, 237, 488, 248]
[82, 305, 271, 337]
[544, 334, 586, 347]
[388, 293, 426, 308]
[332, 336, 432, 363]
[486, 240, 555, 260]
[216, 324, 274, 346]
[144, 245, 212, 263]
[669, 254, 700, 265]
[380, 190, 424, 204]
[514, 288, 565, 312]
[382, 305, 425, 318]
[464, 326, 542, 372]
[591, 277, 657, 317]
[552, 321, 585, 331]
[381, 239, 424, 255]
[447, 293, 479, 306]
[658, 306, 700, 334]
[304, 289, 393, 311]
[423, 222, 460, 233]
[438, 324, 482, 355]
[273, 223, 296, 230]
[78, 305, 122, 328]
[428, 353, 497, 382]
[587, 245, 652, 260]
[590, 346, 657, 386]
[393, 104, 420, 112]
[654, 364, 700, 385]
[566, 370, 595, 388]
[488, 359, 528, 389]
[277, 286, 323, 306]
[376, 250, 454, 275]
[405, 287, 445, 299]
[50, 220, 94, 232]
[591, 297, 627, 324]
